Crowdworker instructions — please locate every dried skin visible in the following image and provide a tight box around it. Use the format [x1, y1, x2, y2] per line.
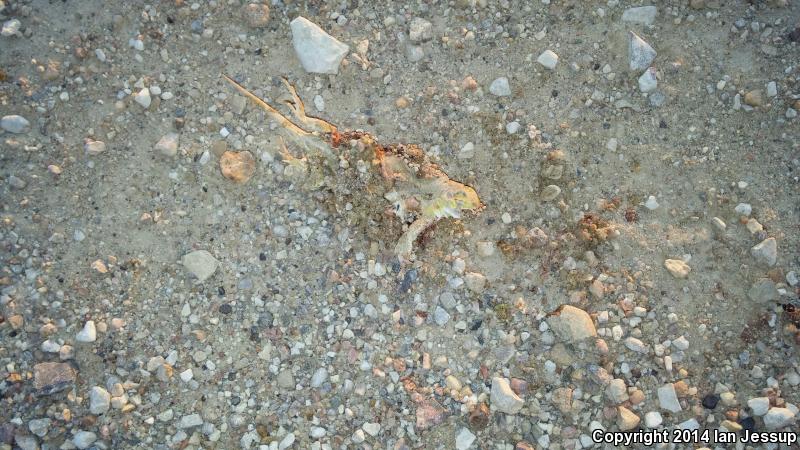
[223, 74, 482, 260]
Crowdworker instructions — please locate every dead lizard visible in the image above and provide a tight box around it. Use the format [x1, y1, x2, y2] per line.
[223, 74, 483, 261]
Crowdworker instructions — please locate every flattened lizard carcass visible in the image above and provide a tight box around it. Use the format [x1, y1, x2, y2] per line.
[223, 74, 483, 261]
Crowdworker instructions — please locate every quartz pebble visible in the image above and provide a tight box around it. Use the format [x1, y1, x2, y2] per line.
[134, 88, 152, 108]
[408, 18, 433, 42]
[489, 77, 511, 97]
[73, 431, 97, 449]
[537, 50, 559, 69]
[491, 377, 524, 414]
[750, 237, 777, 266]
[547, 305, 597, 343]
[763, 408, 795, 430]
[638, 67, 658, 92]
[748, 397, 770, 416]
[154, 132, 180, 157]
[89, 386, 111, 414]
[290, 16, 349, 74]
[76, 320, 97, 342]
[181, 250, 218, 282]
[456, 427, 476, 449]
[657, 384, 682, 412]
[617, 406, 640, 430]
[220, 150, 256, 183]
[84, 140, 106, 155]
[622, 6, 658, 25]
[629, 32, 656, 71]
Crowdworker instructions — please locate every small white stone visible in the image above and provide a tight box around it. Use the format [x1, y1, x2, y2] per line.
[1, 115, 31, 134]
[638, 67, 658, 93]
[766, 81, 777, 97]
[161, 92, 174, 100]
[290, 16, 349, 75]
[408, 17, 433, 42]
[644, 195, 659, 210]
[133, 88, 152, 108]
[605, 378, 629, 404]
[154, 132, 180, 157]
[455, 427, 476, 450]
[489, 77, 511, 97]
[181, 250, 218, 282]
[644, 411, 663, 428]
[751, 237, 777, 266]
[180, 368, 193, 382]
[537, 50, 559, 69]
[658, 384, 682, 412]
[506, 121, 521, 134]
[89, 386, 111, 414]
[76, 321, 97, 342]
[734, 203, 752, 216]
[606, 138, 618, 151]
[664, 259, 690, 279]
[219, 127, 230, 138]
[1, 19, 21, 36]
[73, 431, 97, 449]
[491, 377, 524, 414]
[313, 94, 325, 112]
[362, 422, 380, 437]
[763, 407, 796, 430]
[458, 142, 475, 159]
[629, 32, 657, 71]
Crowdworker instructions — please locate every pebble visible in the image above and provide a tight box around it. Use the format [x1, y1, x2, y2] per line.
[72, 431, 97, 449]
[657, 384, 682, 412]
[456, 427, 476, 449]
[735, 203, 752, 216]
[278, 432, 295, 449]
[220, 150, 256, 183]
[406, 45, 424, 62]
[748, 278, 778, 304]
[134, 88, 152, 108]
[537, 50, 559, 69]
[638, 67, 657, 92]
[362, 422, 380, 437]
[154, 132, 180, 157]
[178, 413, 203, 429]
[547, 305, 597, 343]
[744, 90, 763, 107]
[76, 320, 97, 342]
[644, 411, 663, 428]
[491, 377, 524, 414]
[541, 185, 561, 201]
[181, 250, 219, 282]
[747, 397, 770, 416]
[242, 3, 270, 28]
[1, 115, 30, 133]
[629, 32, 656, 71]
[506, 121, 521, 134]
[310, 367, 328, 388]
[34, 362, 76, 395]
[180, 368, 193, 382]
[89, 386, 111, 414]
[617, 406, 640, 431]
[1, 19, 21, 36]
[84, 139, 106, 155]
[606, 379, 629, 404]
[408, 17, 433, 42]
[622, 6, 658, 25]
[465, 272, 487, 293]
[458, 142, 475, 159]
[290, 16, 349, 74]
[489, 77, 511, 97]
[433, 306, 450, 325]
[644, 195, 659, 210]
[664, 259, 690, 278]
[763, 407, 795, 430]
[28, 418, 50, 437]
[277, 369, 294, 389]
[766, 81, 777, 97]
[750, 237, 777, 266]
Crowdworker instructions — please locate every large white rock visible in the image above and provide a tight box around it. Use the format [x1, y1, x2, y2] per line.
[629, 31, 656, 71]
[763, 407, 796, 430]
[491, 377, 524, 414]
[638, 67, 657, 92]
[1, 115, 30, 133]
[89, 386, 111, 414]
[181, 250, 219, 282]
[657, 384, 682, 412]
[290, 16, 349, 75]
[622, 6, 658, 25]
[76, 321, 97, 343]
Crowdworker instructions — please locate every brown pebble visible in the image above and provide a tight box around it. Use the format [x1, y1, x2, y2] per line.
[510, 378, 528, 395]
[33, 362, 77, 395]
[242, 3, 270, 28]
[468, 402, 490, 430]
[395, 96, 410, 109]
[515, 442, 535, 450]
[211, 140, 227, 157]
[673, 380, 689, 396]
[744, 90, 763, 107]
[220, 150, 256, 183]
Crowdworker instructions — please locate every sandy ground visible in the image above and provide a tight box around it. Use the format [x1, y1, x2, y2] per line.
[1, 0, 799, 449]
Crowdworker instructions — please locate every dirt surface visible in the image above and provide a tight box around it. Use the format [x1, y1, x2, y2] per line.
[1, 0, 799, 449]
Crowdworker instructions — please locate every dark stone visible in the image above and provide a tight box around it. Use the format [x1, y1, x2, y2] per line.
[739, 416, 755, 431]
[218, 304, 232, 314]
[702, 394, 719, 409]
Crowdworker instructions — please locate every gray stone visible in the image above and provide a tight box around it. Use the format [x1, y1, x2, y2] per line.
[33, 362, 76, 395]
[491, 377, 524, 414]
[14, 434, 39, 450]
[28, 418, 51, 437]
[408, 17, 432, 42]
[290, 16, 349, 75]
[747, 279, 779, 304]
[178, 413, 203, 429]
[277, 369, 295, 389]
[638, 67, 657, 92]
[629, 32, 656, 71]
[622, 6, 658, 25]
[84, 140, 106, 155]
[433, 306, 450, 326]
[1, 115, 30, 133]
[73, 431, 97, 449]
[310, 367, 328, 388]
[455, 427, 476, 449]
[181, 250, 218, 282]
[537, 50, 559, 69]
[489, 77, 511, 96]
[751, 237, 777, 266]
[657, 384, 682, 412]
[547, 305, 597, 343]
[748, 397, 770, 416]
[405, 44, 424, 62]
[763, 407, 795, 430]
[134, 88, 151, 108]
[89, 386, 111, 414]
